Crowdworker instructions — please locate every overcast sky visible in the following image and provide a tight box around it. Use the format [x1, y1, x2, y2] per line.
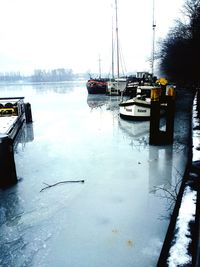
[0, 0, 185, 75]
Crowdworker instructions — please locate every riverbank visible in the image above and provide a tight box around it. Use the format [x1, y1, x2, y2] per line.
[157, 88, 200, 267]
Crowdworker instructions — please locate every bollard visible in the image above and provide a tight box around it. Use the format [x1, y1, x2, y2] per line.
[149, 86, 175, 145]
[0, 134, 17, 188]
[165, 87, 175, 144]
[24, 103, 33, 123]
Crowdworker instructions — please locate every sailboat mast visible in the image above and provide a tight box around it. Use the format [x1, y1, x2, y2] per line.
[112, 16, 114, 79]
[115, 0, 120, 79]
[151, 0, 156, 77]
[98, 55, 101, 79]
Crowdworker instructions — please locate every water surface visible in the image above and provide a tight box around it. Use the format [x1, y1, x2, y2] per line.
[0, 82, 192, 267]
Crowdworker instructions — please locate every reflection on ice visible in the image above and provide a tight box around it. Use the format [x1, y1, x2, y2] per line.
[14, 123, 34, 151]
[118, 118, 149, 139]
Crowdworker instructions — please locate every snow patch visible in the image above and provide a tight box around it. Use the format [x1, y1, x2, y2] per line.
[167, 186, 197, 267]
[193, 136, 200, 161]
[0, 116, 18, 134]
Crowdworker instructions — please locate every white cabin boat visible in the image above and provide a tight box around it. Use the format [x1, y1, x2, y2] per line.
[119, 83, 172, 120]
[119, 95, 151, 120]
[119, 85, 160, 120]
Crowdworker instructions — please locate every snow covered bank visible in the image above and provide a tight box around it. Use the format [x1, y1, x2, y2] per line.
[166, 90, 200, 267]
[157, 89, 200, 267]
[167, 186, 197, 266]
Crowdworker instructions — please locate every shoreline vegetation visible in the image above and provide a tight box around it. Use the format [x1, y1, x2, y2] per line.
[0, 68, 89, 83]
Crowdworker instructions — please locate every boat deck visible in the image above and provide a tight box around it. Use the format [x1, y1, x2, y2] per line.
[0, 97, 26, 139]
[0, 116, 19, 135]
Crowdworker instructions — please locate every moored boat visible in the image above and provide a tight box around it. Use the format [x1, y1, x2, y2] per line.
[107, 78, 127, 96]
[119, 86, 153, 120]
[0, 97, 28, 140]
[119, 80, 170, 120]
[86, 78, 108, 94]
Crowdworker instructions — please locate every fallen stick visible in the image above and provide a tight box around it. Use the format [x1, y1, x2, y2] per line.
[40, 180, 85, 192]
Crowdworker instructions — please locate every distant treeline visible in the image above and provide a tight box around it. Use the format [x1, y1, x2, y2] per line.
[0, 68, 89, 82]
[31, 68, 74, 82]
[0, 72, 22, 82]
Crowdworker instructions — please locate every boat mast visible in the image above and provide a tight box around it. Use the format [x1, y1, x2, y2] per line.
[115, 0, 120, 79]
[112, 16, 115, 79]
[151, 0, 156, 77]
[98, 55, 102, 79]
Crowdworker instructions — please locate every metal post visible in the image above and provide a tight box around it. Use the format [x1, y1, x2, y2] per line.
[165, 87, 175, 144]
[149, 88, 161, 145]
[0, 134, 17, 188]
[24, 103, 33, 123]
[151, 0, 156, 77]
[150, 86, 175, 145]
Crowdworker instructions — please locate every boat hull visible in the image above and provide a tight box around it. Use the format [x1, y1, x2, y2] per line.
[86, 80, 107, 94]
[119, 100, 151, 120]
[107, 80, 127, 95]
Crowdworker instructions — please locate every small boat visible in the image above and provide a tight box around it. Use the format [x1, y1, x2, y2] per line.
[119, 86, 153, 120]
[119, 96, 152, 120]
[0, 97, 27, 140]
[119, 77, 172, 120]
[107, 78, 127, 96]
[86, 78, 108, 94]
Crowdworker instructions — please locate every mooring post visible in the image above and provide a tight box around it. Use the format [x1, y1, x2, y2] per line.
[0, 134, 17, 188]
[165, 86, 175, 144]
[24, 102, 33, 123]
[150, 86, 175, 145]
[149, 88, 162, 145]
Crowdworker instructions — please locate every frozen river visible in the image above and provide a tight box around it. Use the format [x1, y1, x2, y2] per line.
[0, 82, 193, 267]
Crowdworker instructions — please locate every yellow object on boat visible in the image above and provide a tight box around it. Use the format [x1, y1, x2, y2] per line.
[156, 77, 168, 86]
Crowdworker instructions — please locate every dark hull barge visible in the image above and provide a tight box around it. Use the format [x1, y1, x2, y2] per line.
[86, 79, 108, 94]
[0, 97, 32, 188]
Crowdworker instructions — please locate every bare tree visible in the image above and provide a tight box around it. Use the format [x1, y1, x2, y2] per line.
[158, 0, 200, 87]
